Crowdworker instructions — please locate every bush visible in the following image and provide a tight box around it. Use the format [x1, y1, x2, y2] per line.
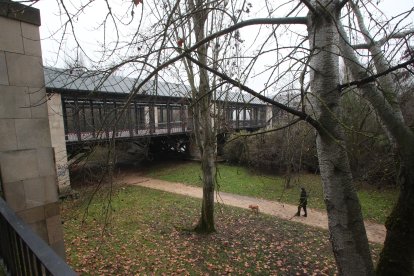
[223, 121, 318, 175]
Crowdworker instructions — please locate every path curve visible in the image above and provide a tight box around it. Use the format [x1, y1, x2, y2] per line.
[119, 174, 385, 244]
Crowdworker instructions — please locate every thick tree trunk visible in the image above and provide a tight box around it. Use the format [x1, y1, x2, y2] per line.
[337, 15, 414, 275]
[377, 155, 414, 275]
[308, 2, 374, 274]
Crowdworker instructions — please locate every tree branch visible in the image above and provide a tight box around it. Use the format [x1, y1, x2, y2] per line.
[226, 118, 302, 143]
[300, 0, 318, 15]
[338, 56, 414, 91]
[352, 28, 414, 49]
[115, 16, 308, 132]
[120, 16, 308, 107]
[183, 54, 321, 131]
[338, 0, 349, 10]
[377, 28, 414, 47]
[352, 43, 369, 50]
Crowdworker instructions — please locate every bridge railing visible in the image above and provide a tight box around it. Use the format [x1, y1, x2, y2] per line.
[61, 96, 269, 143]
[0, 197, 76, 276]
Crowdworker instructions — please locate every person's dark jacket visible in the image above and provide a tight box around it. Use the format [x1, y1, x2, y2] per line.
[300, 189, 307, 206]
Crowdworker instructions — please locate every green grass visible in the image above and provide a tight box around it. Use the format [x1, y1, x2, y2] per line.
[146, 161, 398, 224]
[61, 184, 382, 274]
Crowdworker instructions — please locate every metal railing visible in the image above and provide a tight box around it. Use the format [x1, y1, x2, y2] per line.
[0, 197, 76, 276]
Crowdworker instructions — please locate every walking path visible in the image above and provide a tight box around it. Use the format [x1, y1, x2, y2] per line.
[119, 174, 386, 244]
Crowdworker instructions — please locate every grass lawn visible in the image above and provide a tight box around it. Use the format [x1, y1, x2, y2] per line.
[146, 161, 398, 224]
[62, 184, 381, 275]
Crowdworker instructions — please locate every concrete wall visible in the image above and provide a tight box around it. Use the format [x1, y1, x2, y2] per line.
[0, 2, 65, 257]
[47, 93, 71, 195]
[265, 105, 273, 129]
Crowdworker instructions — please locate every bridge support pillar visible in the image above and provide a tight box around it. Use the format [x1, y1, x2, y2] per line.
[265, 105, 273, 129]
[48, 93, 71, 195]
[0, 3, 66, 258]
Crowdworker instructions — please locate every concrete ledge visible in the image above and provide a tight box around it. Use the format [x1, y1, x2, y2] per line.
[0, 1, 40, 26]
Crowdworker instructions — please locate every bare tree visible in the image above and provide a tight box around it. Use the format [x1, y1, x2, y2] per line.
[184, 0, 217, 233]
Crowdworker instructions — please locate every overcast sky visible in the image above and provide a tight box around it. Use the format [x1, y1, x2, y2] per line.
[33, 0, 413, 93]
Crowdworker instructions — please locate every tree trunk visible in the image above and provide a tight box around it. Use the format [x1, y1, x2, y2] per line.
[195, 142, 216, 233]
[337, 14, 414, 275]
[308, 2, 374, 274]
[189, 0, 216, 233]
[338, 19, 414, 273]
[377, 156, 414, 275]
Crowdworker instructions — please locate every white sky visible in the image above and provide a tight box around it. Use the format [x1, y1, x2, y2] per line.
[33, 0, 414, 93]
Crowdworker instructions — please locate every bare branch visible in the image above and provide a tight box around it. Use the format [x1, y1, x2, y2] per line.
[352, 28, 414, 49]
[377, 28, 414, 47]
[226, 118, 302, 143]
[115, 16, 308, 121]
[300, 0, 317, 15]
[352, 43, 369, 49]
[338, 0, 349, 10]
[183, 53, 321, 130]
[338, 56, 414, 91]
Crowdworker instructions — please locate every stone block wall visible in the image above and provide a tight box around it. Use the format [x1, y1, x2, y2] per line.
[0, 1, 65, 257]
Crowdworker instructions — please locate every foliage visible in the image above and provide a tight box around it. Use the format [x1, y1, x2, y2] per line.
[146, 161, 397, 224]
[61, 184, 382, 275]
[223, 92, 407, 187]
[340, 90, 396, 186]
[399, 81, 414, 130]
[223, 121, 318, 174]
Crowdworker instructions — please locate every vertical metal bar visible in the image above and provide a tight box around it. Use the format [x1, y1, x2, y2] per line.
[74, 96, 81, 142]
[128, 103, 133, 137]
[28, 249, 38, 276]
[21, 241, 32, 275]
[35, 256, 43, 276]
[134, 102, 139, 135]
[103, 97, 109, 139]
[98, 104, 103, 139]
[167, 103, 171, 134]
[149, 104, 155, 134]
[9, 228, 20, 275]
[2, 219, 15, 274]
[113, 101, 118, 137]
[15, 234, 25, 275]
[81, 100, 86, 134]
[90, 100, 95, 138]
[236, 107, 240, 129]
[181, 104, 185, 132]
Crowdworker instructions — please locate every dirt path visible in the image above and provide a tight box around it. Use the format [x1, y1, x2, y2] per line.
[119, 174, 386, 244]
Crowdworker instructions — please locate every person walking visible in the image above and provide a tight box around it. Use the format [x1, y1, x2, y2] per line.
[296, 187, 308, 217]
